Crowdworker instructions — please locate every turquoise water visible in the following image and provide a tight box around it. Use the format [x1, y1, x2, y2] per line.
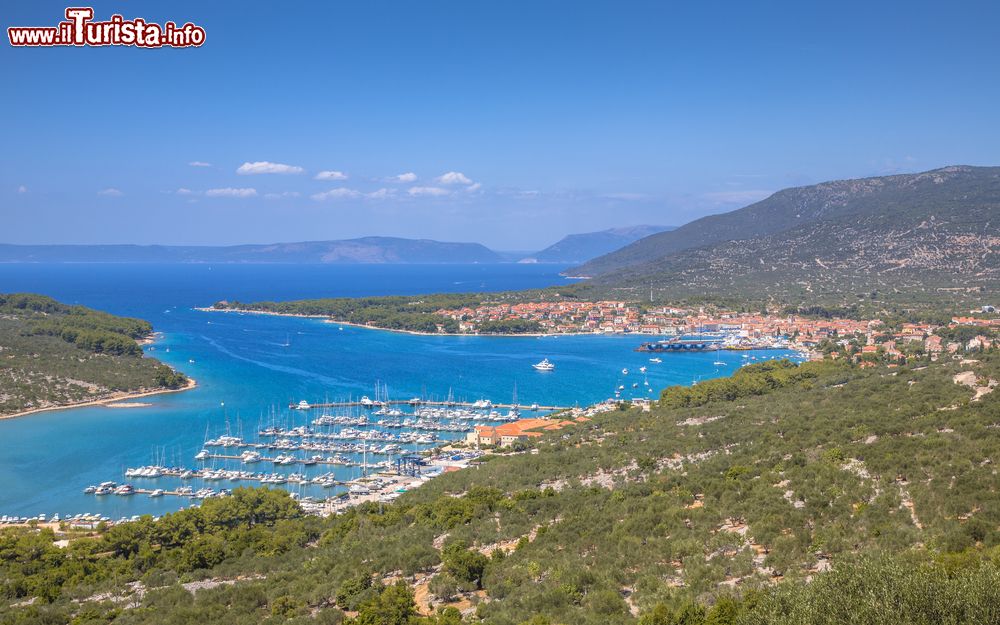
[0, 264, 799, 518]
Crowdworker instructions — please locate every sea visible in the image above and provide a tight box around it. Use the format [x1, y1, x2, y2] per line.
[0, 264, 800, 519]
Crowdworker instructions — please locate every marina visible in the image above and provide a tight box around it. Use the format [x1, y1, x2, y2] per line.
[0, 262, 803, 519]
[78, 391, 563, 514]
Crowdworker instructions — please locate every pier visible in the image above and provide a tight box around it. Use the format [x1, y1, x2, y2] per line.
[202, 453, 368, 469]
[291, 399, 571, 411]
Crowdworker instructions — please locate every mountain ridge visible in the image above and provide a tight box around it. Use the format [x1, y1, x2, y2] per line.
[569, 166, 1000, 305]
[571, 165, 1000, 278]
[524, 225, 674, 264]
[0, 237, 504, 264]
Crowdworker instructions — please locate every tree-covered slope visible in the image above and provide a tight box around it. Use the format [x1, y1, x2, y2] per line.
[4, 351, 1000, 624]
[571, 166, 1000, 286]
[0, 293, 188, 416]
[585, 197, 998, 306]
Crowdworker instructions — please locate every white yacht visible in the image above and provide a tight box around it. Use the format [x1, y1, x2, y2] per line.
[532, 358, 555, 371]
[241, 450, 262, 463]
[359, 396, 374, 407]
[649, 357, 662, 363]
[295, 400, 311, 410]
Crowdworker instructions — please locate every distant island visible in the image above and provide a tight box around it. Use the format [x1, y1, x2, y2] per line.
[0, 228, 681, 266]
[0, 237, 504, 265]
[521, 225, 674, 264]
[0, 293, 192, 418]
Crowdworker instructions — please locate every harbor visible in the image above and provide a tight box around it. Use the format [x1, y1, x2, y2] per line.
[77, 389, 563, 516]
[0, 273, 804, 520]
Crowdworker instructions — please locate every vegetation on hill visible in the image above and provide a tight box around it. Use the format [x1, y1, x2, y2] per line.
[213, 294, 547, 335]
[4, 349, 998, 624]
[561, 166, 999, 311]
[0, 293, 189, 416]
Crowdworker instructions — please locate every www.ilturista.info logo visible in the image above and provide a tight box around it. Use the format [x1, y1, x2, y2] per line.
[8, 7, 205, 48]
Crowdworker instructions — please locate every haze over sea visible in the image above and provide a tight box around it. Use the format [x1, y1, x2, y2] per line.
[0, 264, 798, 518]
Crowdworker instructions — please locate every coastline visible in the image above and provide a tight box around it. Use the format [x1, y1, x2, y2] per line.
[0, 377, 197, 421]
[195, 307, 812, 353]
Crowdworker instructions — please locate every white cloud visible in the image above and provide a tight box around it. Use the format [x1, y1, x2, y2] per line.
[311, 188, 361, 201]
[188, 161, 212, 167]
[175, 188, 194, 195]
[392, 172, 418, 183]
[237, 161, 304, 175]
[366, 188, 396, 199]
[16, 185, 27, 194]
[435, 171, 473, 185]
[264, 191, 302, 200]
[98, 187, 123, 197]
[205, 187, 257, 198]
[408, 186, 450, 197]
[315, 170, 348, 181]
[465, 182, 482, 193]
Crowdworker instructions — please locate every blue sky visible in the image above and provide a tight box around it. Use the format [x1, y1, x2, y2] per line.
[2, 1, 999, 250]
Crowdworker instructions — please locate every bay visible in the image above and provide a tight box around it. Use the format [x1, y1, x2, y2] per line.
[0, 264, 799, 518]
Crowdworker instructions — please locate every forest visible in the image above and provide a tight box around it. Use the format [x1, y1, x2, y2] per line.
[0, 293, 189, 416]
[2, 348, 999, 624]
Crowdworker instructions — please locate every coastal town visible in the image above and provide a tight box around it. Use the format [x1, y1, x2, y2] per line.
[434, 299, 1000, 357]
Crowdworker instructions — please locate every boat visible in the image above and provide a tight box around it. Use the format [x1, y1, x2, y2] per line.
[532, 358, 555, 371]
[639, 366, 647, 373]
[149, 489, 164, 498]
[294, 400, 311, 410]
[622, 368, 629, 375]
[712, 344, 726, 366]
[195, 449, 210, 461]
[359, 396, 374, 407]
[649, 358, 662, 363]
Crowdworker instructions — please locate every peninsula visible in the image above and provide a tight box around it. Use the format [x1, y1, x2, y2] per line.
[0, 293, 191, 418]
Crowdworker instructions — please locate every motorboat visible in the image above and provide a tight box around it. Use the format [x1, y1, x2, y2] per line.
[532, 358, 555, 371]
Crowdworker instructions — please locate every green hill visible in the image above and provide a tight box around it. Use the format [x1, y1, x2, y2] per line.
[0, 293, 188, 416]
[4, 351, 1000, 624]
[570, 166, 1000, 306]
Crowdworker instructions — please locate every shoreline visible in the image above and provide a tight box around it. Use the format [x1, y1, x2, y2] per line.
[0, 377, 197, 421]
[195, 307, 811, 352]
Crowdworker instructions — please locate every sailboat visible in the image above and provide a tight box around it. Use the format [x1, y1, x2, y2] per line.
[713, 343, 726, 366]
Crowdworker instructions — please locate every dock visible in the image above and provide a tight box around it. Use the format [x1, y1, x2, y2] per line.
[202, 453, 366, 468]
[291, 399, 571, 411]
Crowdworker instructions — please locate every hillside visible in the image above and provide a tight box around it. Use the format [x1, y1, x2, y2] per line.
[0, 237, 504, 264]
[524, 225, 674, 264]
[0, 293, 188, 416]
[572, 167, 1000, 302]
[4, 352, 1000, 624]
